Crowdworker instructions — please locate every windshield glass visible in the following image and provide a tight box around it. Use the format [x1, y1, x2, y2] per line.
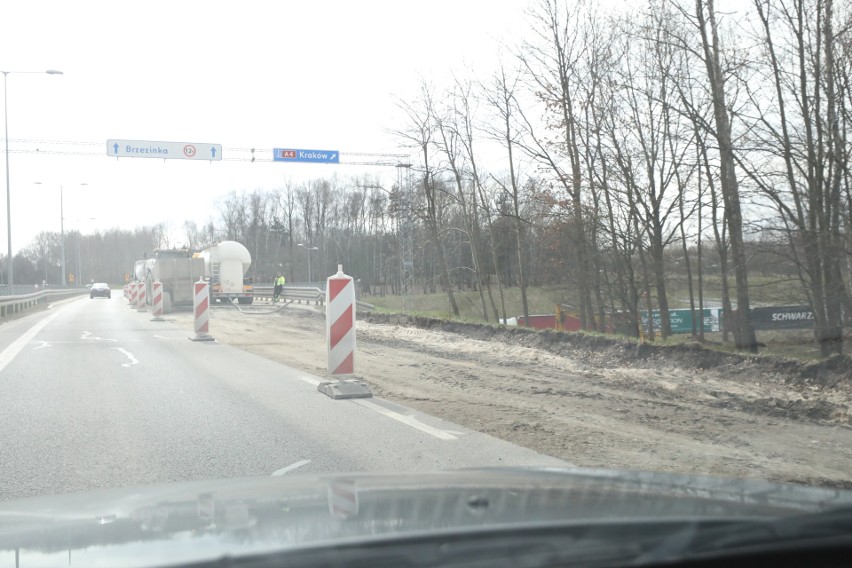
[0, 0, 850, 565]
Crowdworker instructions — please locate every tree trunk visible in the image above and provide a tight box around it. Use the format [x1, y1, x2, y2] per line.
[696, 0, 757, 352]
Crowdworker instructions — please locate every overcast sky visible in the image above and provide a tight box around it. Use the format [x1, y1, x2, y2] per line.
[0, 0, 534, 253]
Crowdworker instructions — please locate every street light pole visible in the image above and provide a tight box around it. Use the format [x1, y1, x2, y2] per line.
[75, 214, 94, 287]
[35, 181, 84, 286]
[60, 185, 65, 286]
[3, 72, 10, 289]
[297, 243, 319, 284]
[2, 69, 63, 290]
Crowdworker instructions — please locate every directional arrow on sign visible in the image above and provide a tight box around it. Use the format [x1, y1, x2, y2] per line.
[273, 148, 340, 164]
[107, 139, 223, 161]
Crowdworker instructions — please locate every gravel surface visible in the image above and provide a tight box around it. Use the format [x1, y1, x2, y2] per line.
[188, 302, 852, 488]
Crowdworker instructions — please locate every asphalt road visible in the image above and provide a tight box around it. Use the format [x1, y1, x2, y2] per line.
[0, 295, 564, 502]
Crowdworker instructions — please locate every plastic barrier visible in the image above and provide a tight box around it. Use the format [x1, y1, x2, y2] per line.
[317, 265, 371, 399]
[129, 283, 138, 308]
[189, 280, 214, 341]
[151, 281, 164, 321]
[136, 282, 147, 312]
[326, 265, 355, 375]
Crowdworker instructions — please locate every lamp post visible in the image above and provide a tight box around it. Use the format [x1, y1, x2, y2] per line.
[74, 215, 94, 286]
[2, 69, 63, 290]
[34, 182, 85, 286]
[297, 243, 318, 284]
[60, 185, 64, 286]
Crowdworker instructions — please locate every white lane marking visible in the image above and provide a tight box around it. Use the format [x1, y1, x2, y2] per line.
[113, 347, 139, 368]
[81, 331, 117, 342]
[30, 340, 52, 350]
[353, 399, 458, 441]
[271, 459, 312, 476]
[0, 309, 68, 375]
[300, 375, 457, 440]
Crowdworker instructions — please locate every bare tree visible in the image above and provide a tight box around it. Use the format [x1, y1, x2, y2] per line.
[434, 79, 490, 320]
[740, 0, 848, 354]
[480, 63, 532, 325]
[519, 0, 595, 329]
[692, 0, 758, 351]
[395, 84, 460, 316]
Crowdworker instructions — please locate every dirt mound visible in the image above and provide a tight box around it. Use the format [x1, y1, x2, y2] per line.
[363, 313, 852, 395]
[186, 306, 852, 487]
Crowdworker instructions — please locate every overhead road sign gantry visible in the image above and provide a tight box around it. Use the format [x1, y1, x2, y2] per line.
[107, 139, 223, 161]
[273, 148, 339, 164]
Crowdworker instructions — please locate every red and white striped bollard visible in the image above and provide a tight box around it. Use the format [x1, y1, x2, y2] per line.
[129, 282, 138, 307]
[327, 479, 359, 518]
[136, 281, 147, 312]
[326, 265, 355, 375]
[151, 280, 164, 321]
[317, 265, 371, 399]
[189, 279, 214, 341]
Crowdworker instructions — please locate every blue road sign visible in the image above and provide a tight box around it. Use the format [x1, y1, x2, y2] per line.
[273, 148, 339, 164]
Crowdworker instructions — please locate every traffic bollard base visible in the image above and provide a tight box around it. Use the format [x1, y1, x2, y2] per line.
[189, 333, 215, 342]
[317, 380, 373, 400]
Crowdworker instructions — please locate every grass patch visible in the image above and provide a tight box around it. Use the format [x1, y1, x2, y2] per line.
[365, 283, 850, 359]
[367, 277, 810, 321]
[365, 285, 582, 321]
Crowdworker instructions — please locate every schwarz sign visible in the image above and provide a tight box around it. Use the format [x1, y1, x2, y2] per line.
[750, 305, 814, 330]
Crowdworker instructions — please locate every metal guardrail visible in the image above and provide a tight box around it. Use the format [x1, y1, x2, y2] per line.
[250, 285, 375, 311]
[257, 281, 327, 291]
[0, 285, 53, 297]
[0, 288, 88, 317]
[253, 285, 324, 304]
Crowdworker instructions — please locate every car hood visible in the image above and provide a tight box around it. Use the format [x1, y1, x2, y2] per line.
[1, 467, 850, 567]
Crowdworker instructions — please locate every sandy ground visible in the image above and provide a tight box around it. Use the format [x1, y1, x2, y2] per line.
[166, 301, 852, 488]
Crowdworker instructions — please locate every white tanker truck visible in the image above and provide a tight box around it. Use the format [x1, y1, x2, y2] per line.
[194, 241, 254, 305]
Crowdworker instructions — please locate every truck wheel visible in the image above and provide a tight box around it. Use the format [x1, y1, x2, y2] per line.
[238, 297, 253, 305]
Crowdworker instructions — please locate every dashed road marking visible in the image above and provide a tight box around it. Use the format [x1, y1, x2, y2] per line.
[353, 399, 458, 441]
[114, 347, 139, 368]
[297, 374, 457, 440]
[81, 331, 117, 342]
[271, 459, 312, 476]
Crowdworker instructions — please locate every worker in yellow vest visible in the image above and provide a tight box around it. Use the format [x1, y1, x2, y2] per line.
[273, 274, 285, 302]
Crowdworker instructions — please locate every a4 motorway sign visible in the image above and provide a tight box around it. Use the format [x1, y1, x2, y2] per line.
[273, 148, 339, 164]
